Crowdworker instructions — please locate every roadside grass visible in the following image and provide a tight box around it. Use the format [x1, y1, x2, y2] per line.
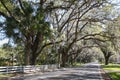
[73, 62, 83, 67]
[102, 64, 120, 80]
[74, 63, 81, 66]
[0, 72, 24, 80]
[108, 72, 120, 80]
[0, 74, 15, 80]
[0, 74, 15, 77]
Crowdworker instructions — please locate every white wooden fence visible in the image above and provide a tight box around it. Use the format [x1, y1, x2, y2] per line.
[0, 64, 60, 74]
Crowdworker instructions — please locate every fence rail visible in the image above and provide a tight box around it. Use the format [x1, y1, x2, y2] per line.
[0, 64, 60, 74]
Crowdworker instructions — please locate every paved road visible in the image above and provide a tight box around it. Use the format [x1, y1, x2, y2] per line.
[10, 62, 104, 80]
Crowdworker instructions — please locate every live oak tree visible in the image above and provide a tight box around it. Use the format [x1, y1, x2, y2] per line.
[0, 48, 9, 66]
[78, 2, 120, 65]
[100, 47, 113, 65]
[1, 43, 16, 66]
[49, 0, 108, 67]
[0, 0, 52, 65]
[0, 0, 119, 67]
[99, 41, 115, 65]
[93, 25, 119, 65]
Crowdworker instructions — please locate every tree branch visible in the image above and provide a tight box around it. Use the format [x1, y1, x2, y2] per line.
[68, 45, 99, 57]
[0, 11, 8, 18]
[36, 40, 62, 56]
[0, 1, 12, 16]
[77, 33, 102, 41]
[18, 0, 26, 15]
[0, 1, 19, 23]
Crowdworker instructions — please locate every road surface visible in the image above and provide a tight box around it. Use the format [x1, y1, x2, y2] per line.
[10, 62, 104, 80]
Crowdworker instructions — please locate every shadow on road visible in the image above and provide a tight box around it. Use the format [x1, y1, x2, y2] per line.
[39, 73, 102, 80]
[11, 62, 103, 80]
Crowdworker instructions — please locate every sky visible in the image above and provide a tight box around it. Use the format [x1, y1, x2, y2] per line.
[0, 16, 7, 47]
[0, 39, 9, 47]
[111, 0, 120, 4]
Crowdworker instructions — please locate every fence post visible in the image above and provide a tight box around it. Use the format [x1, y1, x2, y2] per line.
[6, 66, 8, 74]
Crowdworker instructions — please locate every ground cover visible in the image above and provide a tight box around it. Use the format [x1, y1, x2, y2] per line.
[102, 64, 120, 80]
[0, 73, 24, 80]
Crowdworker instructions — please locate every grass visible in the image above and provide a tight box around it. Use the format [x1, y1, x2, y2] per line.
[102, 64, 120, 80]
[0, 74, 15, 80]
[72, 62, 83, 67]
[0, 72, 24, 80]
[108, 72, 120, 80]
[103, 64, 120, 70]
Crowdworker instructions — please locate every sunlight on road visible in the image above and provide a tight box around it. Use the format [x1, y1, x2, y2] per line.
[11, 62, 104, 80]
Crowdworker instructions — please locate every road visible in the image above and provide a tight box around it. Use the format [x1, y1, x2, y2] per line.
[10, 62, 104, 80]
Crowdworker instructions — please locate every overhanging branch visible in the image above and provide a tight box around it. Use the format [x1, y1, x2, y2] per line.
[36, 40, 62, 55]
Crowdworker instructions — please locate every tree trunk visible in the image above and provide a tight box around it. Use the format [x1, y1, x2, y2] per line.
[105, 57, 109, 65]
[24, 47, 30, 65]
[70, 58, 74, 66]
[104, 52, 112, 65]
[31, 53, 37, 65]
[61, 52, 68, 67]
[58, 53, 61, 66]
[30, 33, 42, 65]
[24, 39, 31, 65]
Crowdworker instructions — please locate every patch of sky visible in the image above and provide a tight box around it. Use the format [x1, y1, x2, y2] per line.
[0, 38, 9, 47]
[0, 16, 6, 22]
[0, 16, 7, 46]
[110, 0, 120, 4]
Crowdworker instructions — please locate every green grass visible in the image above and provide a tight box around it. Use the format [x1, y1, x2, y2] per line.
[102, 64, 120, 80]
[72, 62, 83, 67]
[108, 72, 120, 80]
[105, 68, 120, 70]
[0, 74, 15, 80]
[0, 73, 16, 77]
[0, 73, 24, 80]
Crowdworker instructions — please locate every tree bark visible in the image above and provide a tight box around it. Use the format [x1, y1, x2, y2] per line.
[24, 44, 31, 65]
[105, 57, 109, 65]
[24, 36, 31, 65]
[31, 53, 37, 65]
[61, 52, 68, 67]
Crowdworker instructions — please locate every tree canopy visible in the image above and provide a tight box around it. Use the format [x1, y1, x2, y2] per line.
[0, 0, 120, 66]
